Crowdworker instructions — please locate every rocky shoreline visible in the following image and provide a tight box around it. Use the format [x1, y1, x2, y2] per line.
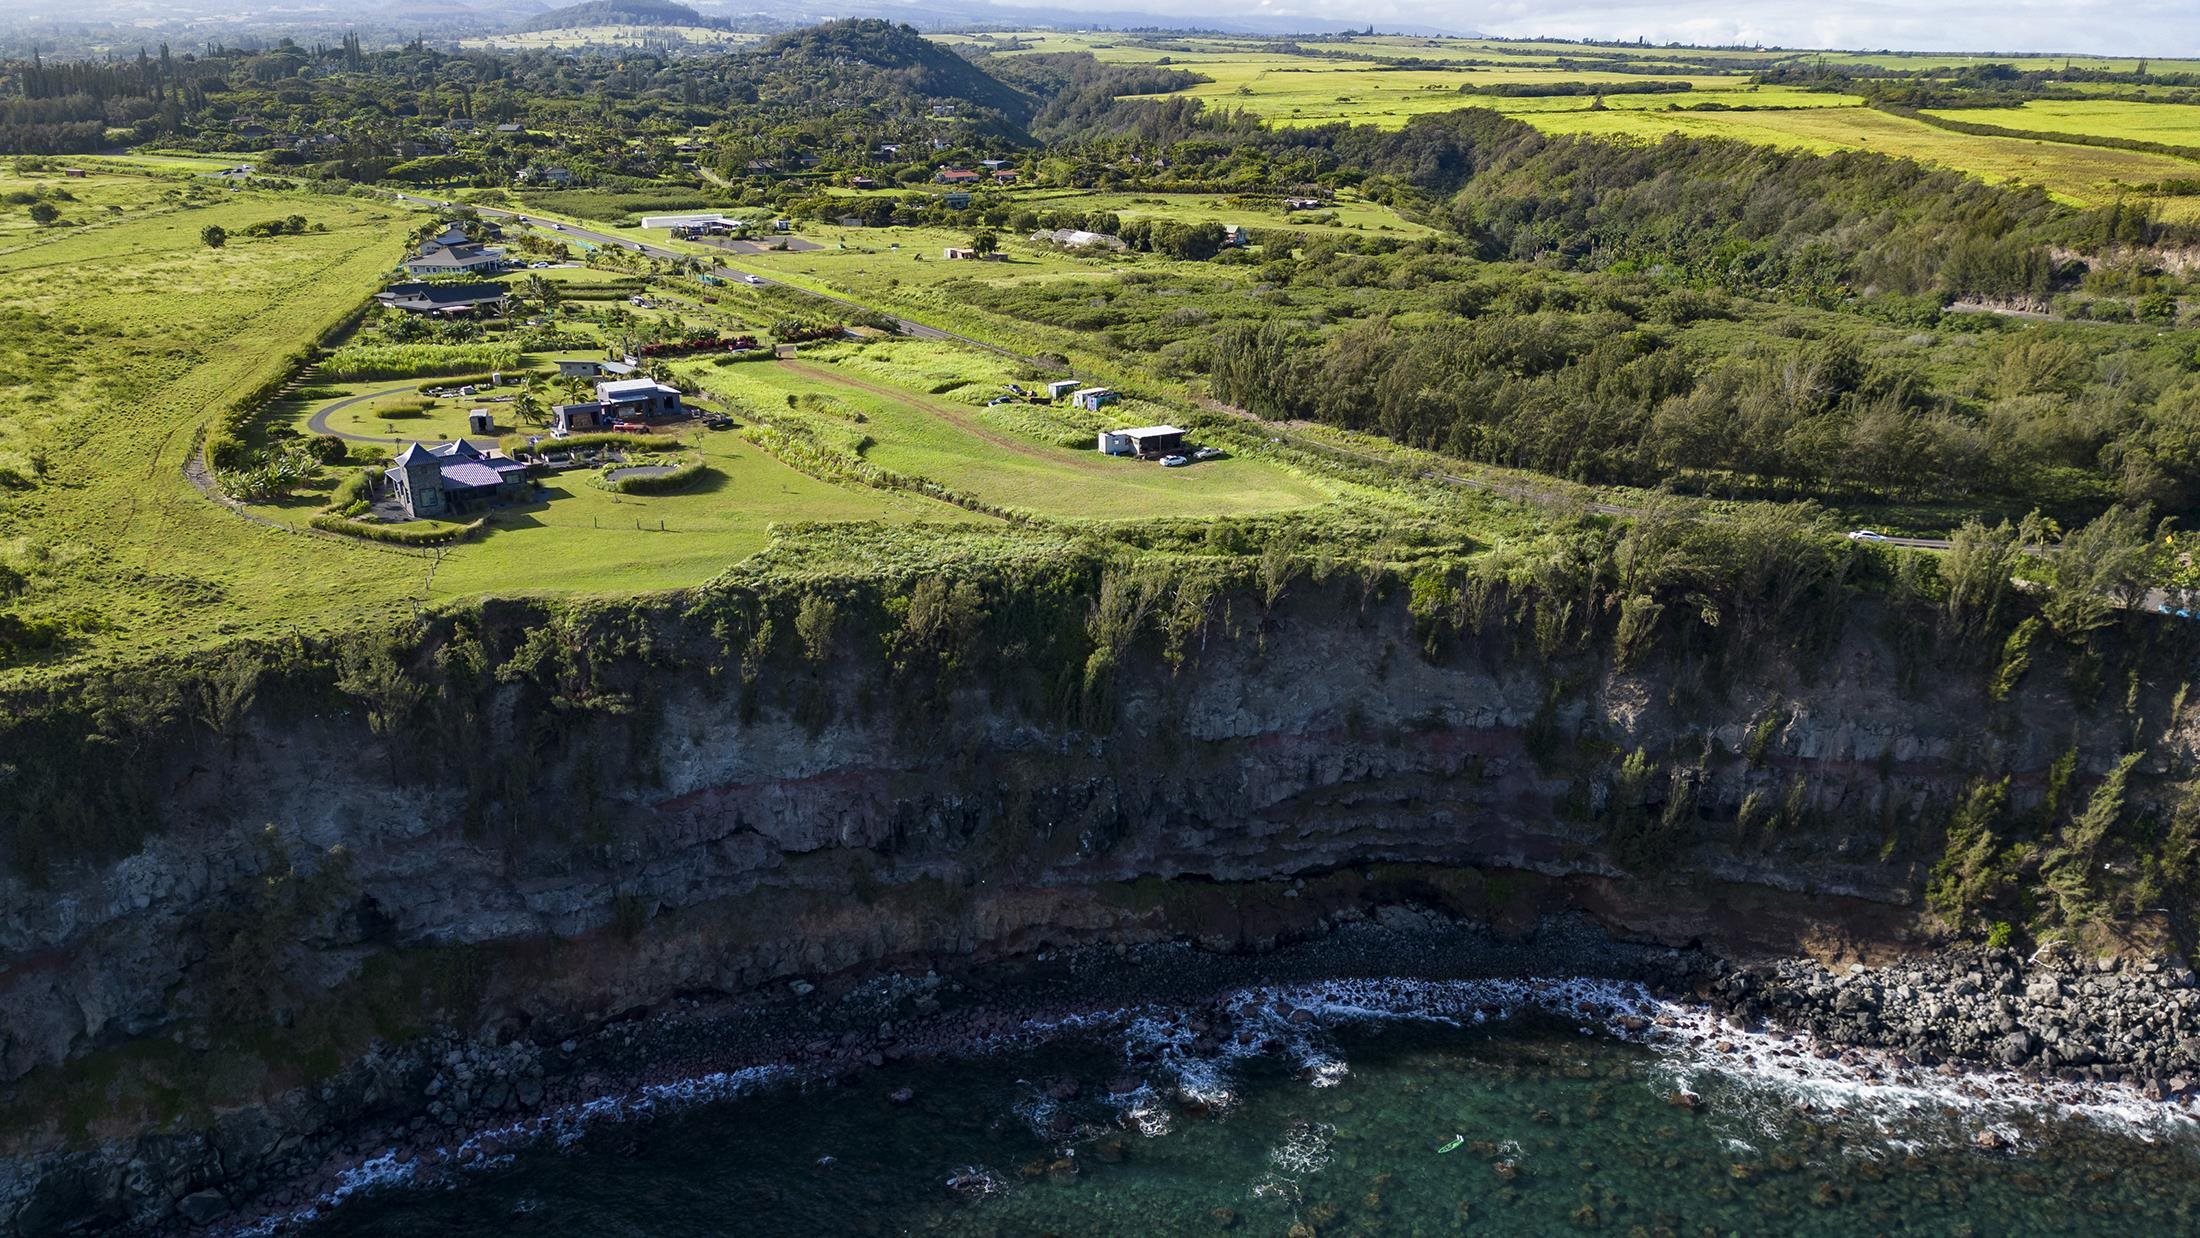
[9, 910, 2200, 1236]
[1715, 944, 2200, 1095]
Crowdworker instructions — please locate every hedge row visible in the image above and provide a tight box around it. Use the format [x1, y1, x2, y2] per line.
[600, 455, 708, 494]
[308, 513, 487, 546]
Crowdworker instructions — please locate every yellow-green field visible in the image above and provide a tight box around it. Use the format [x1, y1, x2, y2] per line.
[1533, 106, 2200, 213]
[1922, 99, 2200, 149]
[942, 31, 2200, 78]
[949, 31, 2200, 219]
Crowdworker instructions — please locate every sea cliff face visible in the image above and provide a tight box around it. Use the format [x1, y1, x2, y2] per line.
[0, 575, 2187, 1231]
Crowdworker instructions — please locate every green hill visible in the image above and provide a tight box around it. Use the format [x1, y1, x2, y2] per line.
[739, 19, 1037, 128]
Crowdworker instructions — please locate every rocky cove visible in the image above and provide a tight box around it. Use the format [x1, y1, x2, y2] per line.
[3, 564, 2199, 1233]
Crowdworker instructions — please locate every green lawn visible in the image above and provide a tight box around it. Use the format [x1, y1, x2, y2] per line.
[427, 423, 974, 598]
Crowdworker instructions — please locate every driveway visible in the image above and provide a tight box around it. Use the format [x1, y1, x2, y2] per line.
[306, 383, 504, 449]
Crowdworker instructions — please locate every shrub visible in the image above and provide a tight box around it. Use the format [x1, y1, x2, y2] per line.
[308, 513, 486, 545]
[304, 435, 348, 465]
[599, 455, 708, 494]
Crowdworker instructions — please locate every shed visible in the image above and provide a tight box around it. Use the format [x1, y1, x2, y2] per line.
[467, 408, 495, 435]
[1098, 424, 1185, 457]
[1070, 386, 1119, 413]
[1045, 379, 1080, 401]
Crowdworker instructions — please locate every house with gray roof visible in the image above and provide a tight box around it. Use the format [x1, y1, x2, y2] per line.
[384, 440, 529, 519]
[376, 282, 510, 315]
[403, 226, 510, 277]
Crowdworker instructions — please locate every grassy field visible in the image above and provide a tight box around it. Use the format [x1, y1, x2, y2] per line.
[0, 166, 427, 670]
[944, 31, 2200, 78]
[425, 422, 969, 599]
[685, 340, 1342, 520]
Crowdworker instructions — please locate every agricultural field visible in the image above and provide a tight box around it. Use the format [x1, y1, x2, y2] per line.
[956, 31, 2200, 220]
[1921, 100, 2200, 151]
[1533, 106, 2200, 214]
[1126, 71, 1846, 128]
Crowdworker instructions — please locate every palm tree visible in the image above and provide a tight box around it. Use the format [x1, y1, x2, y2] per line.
[513, 384, 548, 428]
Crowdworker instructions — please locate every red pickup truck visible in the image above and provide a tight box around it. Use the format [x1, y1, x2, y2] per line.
[611, 420, 650, 433]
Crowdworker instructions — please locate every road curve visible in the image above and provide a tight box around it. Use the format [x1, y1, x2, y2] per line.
[304, 381, 502, 449]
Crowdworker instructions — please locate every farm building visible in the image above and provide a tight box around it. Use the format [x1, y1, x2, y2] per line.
[385, 441, 529, 519]
[1098, 425, 1186, 458]
[942, 247, 1002, 261]
[551, 377, 684, 434]
[1070, 387, 1119, 412]
[404, 226, 510, 277]
[376, 282, 510, 315]
[942, 191, 972, 210]
[1045, 379, 1080, 401]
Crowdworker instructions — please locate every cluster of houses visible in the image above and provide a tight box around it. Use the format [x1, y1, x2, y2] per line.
[403, 224, 510, 277]
[935, 163, 1017, 186]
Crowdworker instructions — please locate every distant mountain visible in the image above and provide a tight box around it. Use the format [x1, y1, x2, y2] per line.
[516, 0, 709, 31]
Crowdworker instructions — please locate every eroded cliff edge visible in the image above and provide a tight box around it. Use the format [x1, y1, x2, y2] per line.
[2, 546, 2196, 1231]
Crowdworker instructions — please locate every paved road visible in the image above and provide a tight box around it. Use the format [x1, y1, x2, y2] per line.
[390, 193, 1977, 553]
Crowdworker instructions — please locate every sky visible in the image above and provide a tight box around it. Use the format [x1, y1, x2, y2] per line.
[988, 0, 2197, 57]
